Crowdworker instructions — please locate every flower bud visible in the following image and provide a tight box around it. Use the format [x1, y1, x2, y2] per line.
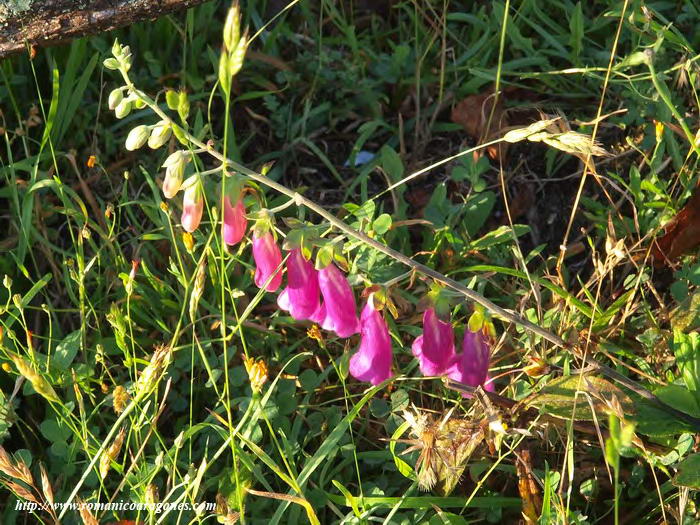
[108, 88, 123, 110]
[223, 3, 241, 52]
[125, 125, 149, 151]
[181, 178, 204, 233]
[148, 120, 171, 149]
[162, 151, 189, 198]
[114, 98, 132, 119]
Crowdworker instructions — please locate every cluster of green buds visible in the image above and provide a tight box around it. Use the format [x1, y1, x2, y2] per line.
[124, 119, 172, 151]
[219, 2, 248, 95]
[103, 39, 132, 72]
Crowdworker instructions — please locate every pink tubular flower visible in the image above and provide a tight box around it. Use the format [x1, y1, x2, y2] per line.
[252, 231, 283, 291]
[277, 248, 321, 320]
[448, 329, 493, 391]
[317, 263, 360, 337]
[349, 296, 393, 385]
[411, 308, 456, 376]
[181, 181, 204, 233]
[223, 196, 247, 245]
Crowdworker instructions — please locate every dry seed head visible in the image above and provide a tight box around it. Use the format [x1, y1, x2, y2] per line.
[502, 118, 560, 143]
[39, 463, 54, 506]
[76, 497, 99, 525]
[134, 345, 172, 399]
[11, 355, 59, 403]
[0, 445, 32, 484]
[112, 385, 129, 414]
[5, 480, 37, 502]
[189, 262, 207, 321]
[99, 426, 126, 480]
[145, 483, 159, 505]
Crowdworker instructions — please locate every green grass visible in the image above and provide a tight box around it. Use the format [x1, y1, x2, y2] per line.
[2, 1, 700, 524]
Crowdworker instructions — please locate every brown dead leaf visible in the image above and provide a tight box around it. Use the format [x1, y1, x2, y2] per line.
[451, 87, 508, 162]
[651, 182, 700, 267]
[516, 448, 542, 523]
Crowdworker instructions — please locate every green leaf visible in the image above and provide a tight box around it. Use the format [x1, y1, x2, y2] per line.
[568, 2, 583, 60]
[380, 145, 404, 180]
[673, 454, 700, 488]
[372, 213, 392, 235]
[528, 374, 633, 421]
[40, 418, 71, 443]
[672, 331, 700, 395]
[463, 191, 495, 237]
[53, 330, 81, 371]
[633, 397, 697, 437]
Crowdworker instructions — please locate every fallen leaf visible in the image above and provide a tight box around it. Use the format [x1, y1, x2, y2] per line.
[516, 448, 542, 523]
[651, 182, 700, 267]
[451, 87, 508, 162]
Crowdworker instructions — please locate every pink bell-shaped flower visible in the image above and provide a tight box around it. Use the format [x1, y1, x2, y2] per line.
[317, 263, 360, 337]
[448, 329, 493, 391]
[223, 196, 247, 246]
[349, 295, 393, 385]
[252, 231, 283, 292]
[411, 308, 456, 376]
[277, 248, 321, 320]
[181, 179, 204, 233]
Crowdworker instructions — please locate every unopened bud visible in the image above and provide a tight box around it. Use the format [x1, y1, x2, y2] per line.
[114, 99, 132, 119]
[148, 120, 172, 149]
[223, 3, 241, 52]
[125, 125, 150, 151]
[108, 88, 123, 110]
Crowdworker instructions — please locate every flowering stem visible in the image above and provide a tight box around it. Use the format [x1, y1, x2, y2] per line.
[122, 71, 700, 431]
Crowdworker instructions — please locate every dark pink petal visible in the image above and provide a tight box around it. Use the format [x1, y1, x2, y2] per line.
[252, 231, 283, 292]
[447, 329, 491, 389]
[317, 264, 360, 337]
[411, 308, 456, 376]
[276, 248, 320, 320]
[349, 298, 393, 385]
[223, 197, 247, 246]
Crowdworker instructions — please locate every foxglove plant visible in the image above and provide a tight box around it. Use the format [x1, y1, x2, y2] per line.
[349, 294, 393, 385]
[252, 230, 283, 292]
[277, 248, 321, 320]
[411, 307, 456, 376]
[316, 263, 360, 338]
